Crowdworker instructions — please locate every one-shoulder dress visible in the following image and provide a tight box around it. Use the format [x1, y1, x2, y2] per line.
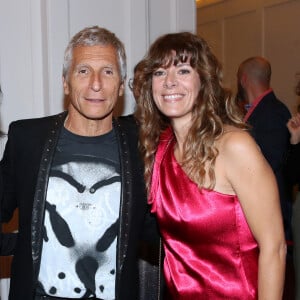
[149, 127, 258, 300]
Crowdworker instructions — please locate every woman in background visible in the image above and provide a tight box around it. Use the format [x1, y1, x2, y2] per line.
[132, 32, 286, 299]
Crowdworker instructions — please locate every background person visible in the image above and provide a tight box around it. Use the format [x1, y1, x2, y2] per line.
[286, 79, 300, 300]
[237, 57, 294, 298]
[237, 56, 292, 242]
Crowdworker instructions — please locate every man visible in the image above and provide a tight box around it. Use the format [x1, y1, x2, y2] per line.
[237, 56, 292, 247]
[0, 26, 160, 300]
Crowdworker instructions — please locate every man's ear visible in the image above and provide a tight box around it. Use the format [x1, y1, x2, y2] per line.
[63, 76, 70, 95]
[118, 81, 125, 97]
[241, 73, 248, 88]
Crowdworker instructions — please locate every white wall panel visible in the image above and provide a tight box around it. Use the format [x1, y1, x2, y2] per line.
[149, 0, 196, 42]
[264, 0, 300, 112]
[198, 21, 223, 62]
[44, 0, 70, 115]
[0, 0, 46, 132]
[224, 10, 261, 89]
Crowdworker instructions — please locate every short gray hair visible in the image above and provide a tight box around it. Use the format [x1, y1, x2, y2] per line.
[63, 26, 127, 81]
[238, 56, 271, 87]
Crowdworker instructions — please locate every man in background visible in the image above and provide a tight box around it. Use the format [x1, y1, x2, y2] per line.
[285, 78, 300, 300]
[237, 56, 293, 298]
[237, 56, 291, 241]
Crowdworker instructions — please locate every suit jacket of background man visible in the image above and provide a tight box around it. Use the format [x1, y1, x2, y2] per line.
[246, 91, 292, 240]
[0, 111, 161, 300]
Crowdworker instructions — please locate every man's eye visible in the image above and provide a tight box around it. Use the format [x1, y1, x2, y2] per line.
[78, 68, 89, 75]
[104, 69, 113, 75]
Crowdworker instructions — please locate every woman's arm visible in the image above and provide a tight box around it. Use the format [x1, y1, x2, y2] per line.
[223, 131, 286, 300]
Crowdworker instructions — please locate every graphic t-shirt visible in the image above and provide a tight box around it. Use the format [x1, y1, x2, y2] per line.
[37, 127, 120, 299]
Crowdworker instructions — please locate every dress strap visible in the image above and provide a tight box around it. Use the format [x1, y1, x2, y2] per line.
[148, 127, 174, 209]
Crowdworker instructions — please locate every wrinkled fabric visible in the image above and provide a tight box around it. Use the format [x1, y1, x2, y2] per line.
[149, 127, 258, 300]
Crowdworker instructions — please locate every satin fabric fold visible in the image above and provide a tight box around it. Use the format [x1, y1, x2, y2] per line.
[149, 127, 258, 299]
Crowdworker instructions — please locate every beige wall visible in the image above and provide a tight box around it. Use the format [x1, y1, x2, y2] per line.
[197, 0, 300, 113]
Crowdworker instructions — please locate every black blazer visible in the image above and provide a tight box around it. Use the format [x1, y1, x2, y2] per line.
[0, 112, 160, 300]
[247, 91, 292, 239]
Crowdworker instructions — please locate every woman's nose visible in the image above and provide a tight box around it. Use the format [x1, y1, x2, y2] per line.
[163, 72, 177, 88]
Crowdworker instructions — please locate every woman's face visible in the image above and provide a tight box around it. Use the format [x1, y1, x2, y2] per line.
[151, 56, 201, 127]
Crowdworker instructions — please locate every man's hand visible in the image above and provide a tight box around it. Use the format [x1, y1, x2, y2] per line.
[287, 113, 300, 144]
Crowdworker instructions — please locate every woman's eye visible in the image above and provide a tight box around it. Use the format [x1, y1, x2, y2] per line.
[153, 70, 165, 77]
[178, 68, 190, 75]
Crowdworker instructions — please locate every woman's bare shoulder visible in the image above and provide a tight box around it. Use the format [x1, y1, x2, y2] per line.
[218, 125, 261, 159]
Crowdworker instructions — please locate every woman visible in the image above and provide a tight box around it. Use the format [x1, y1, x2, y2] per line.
[132, 32, 286, 299]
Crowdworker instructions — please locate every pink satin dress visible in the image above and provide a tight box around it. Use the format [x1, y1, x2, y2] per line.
[149, 128, 258, 299]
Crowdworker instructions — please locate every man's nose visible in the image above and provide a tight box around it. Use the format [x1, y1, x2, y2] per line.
[90, 73, 101, 91]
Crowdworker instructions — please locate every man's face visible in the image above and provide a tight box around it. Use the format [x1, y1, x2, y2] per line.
[63, 45, 124, 122]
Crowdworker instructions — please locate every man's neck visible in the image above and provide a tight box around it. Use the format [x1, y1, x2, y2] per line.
[65, 113, 113, 137]
[247, 86, 270, 105]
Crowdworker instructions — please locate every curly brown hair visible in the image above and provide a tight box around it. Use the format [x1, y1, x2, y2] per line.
[132, 32, 246, 192]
